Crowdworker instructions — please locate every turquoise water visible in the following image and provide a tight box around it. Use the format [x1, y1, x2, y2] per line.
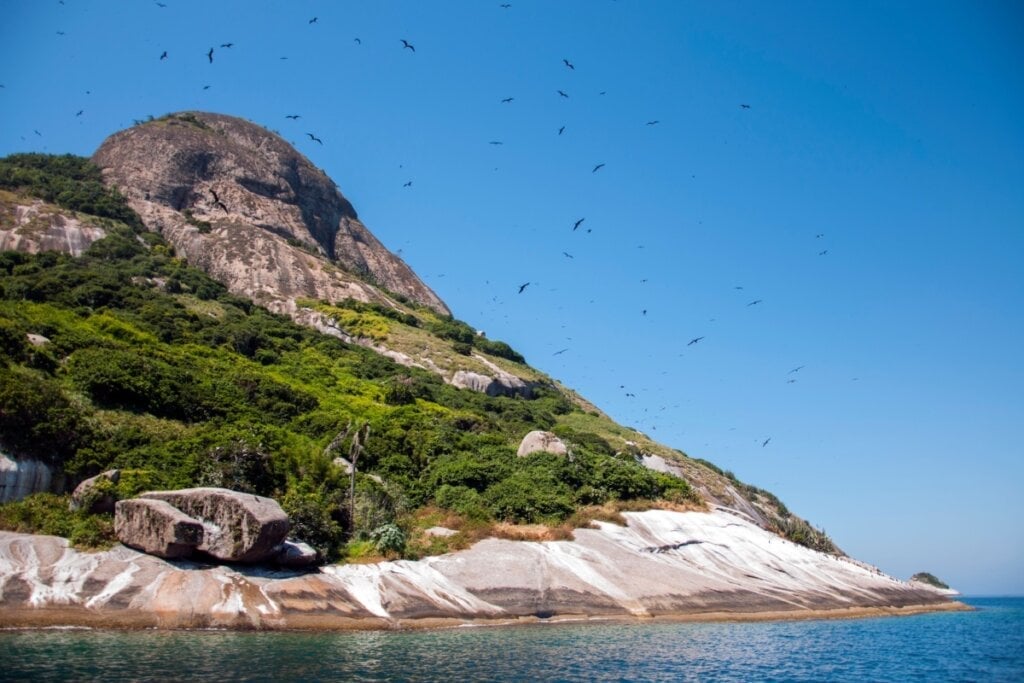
[2, 598, 1022, 682]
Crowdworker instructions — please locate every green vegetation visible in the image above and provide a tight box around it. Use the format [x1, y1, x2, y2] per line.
[0, 153, 835, 564]
[0, 154, 703, 562]
[0, 153, 144, 231]
[911, 572, 950, 589]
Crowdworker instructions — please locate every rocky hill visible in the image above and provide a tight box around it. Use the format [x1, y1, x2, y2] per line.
[0, 118, 962, 627]
[92, 112, 448, 317]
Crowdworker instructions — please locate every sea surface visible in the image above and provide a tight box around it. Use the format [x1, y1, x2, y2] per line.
[2, 597, 1022, 682]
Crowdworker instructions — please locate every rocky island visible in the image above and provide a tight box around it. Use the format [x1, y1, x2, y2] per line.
[0, 112, 965, 629]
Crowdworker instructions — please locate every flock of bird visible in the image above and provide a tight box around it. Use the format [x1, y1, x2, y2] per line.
[13, 1, 842, 457]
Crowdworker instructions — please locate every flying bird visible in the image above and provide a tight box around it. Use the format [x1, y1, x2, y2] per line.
[819, 250, 828, 256]
[309, 17, 318, 24]
[573, 218, 585, 231]
[517, 282, 530, 294]
[202, 85, 210, 90]
[209, 189, 228, 213]
[563, 59, 574, 70]
[740, 104, 751, 109]
[762, 438, 771, 447]
[687, 336, 704, 346]
[401, 39, 415, 52]
[746, 299, 762, 306]
[591, 163, 605, 173]
[500, 3, 511, 7]
[285, 114, 301, 119]
[206, 47, 214, 63]
[557, 90, 569, 98]
[562, 252, 574, 258]
[788, 366, 805, 374]
[75, 110, 83, 117]
[553, 348, 569, 355]
[156, 2, 167, 6]
[306, 132, 323, 144]
[159, 51, 168, 60]
[645, 120, 659, 126]
[558, 126, 565, 135]
[815, 233, 824, 238]
[220, 43, 233, 48]
[354, 38, 361, 44]
[403, 181, 412, 187]
[500, 97, 514, 103]
[488, 141, 503, 145]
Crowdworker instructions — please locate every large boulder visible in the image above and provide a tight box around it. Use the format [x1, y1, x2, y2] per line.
[451, 370, 533, 398]
[114, 498, 204, 559]
[139, 488, 289, 563]
[517, 431, 568, 457]
[69, 469, 120, 513]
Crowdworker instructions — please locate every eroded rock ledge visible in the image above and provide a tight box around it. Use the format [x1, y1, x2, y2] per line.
[0, 508, 961, 630]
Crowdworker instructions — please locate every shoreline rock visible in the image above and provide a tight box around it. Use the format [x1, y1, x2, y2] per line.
[0, 508, 962, 631]
[135, 487, 290, 563]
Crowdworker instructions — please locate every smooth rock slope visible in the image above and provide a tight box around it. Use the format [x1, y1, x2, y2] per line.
[0, 508, 960, 630]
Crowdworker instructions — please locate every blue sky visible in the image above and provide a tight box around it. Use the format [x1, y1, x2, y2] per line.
[2, 1, 1022, 595]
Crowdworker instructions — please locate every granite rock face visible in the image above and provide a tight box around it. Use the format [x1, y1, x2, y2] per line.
[139, 487, 289, 563]
[274, 540, 318, 569]
[0, 197, 108, 256]
[0, 508, 961, 630]
[91, 112, 449, 317]
[0, 454, 59, 504]
[517, 431, 568, 457]
[114, 498, 204, 559]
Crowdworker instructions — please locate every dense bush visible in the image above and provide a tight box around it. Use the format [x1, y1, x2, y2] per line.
[0, 368, 93, 465]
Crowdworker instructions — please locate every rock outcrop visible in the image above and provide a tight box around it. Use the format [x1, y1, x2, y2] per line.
[274, 540, 318, 569]
[91, 112, 449, 317]
[0, 508, 963, 630]
[0, 195, 108, 256]
[138, 488, 289, 563]
[69, 469, 120, 514]
[517, 431, 568, 457]
[114, 498, 204, 559]
[0, 454, 59, 504]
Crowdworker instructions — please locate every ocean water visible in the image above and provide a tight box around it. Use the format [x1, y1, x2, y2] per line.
[2, 598, 1022, 682]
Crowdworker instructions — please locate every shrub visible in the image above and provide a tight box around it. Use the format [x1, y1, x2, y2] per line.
[0, 368, 93, 465]
[280, 488, 345, 561]
[68, 347, 215, 422]
[484, 470, 575, 523]
[0, 493, 115, 549]
[370, 522, 406, 556]
[433, 484, 489, 520]
[475, 338, 525, 363]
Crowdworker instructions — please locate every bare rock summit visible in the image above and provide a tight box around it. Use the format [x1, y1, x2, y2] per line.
[92, 112, 449, 317]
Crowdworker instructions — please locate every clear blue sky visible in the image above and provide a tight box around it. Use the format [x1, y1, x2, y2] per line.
[2, 1, 1022, 595]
